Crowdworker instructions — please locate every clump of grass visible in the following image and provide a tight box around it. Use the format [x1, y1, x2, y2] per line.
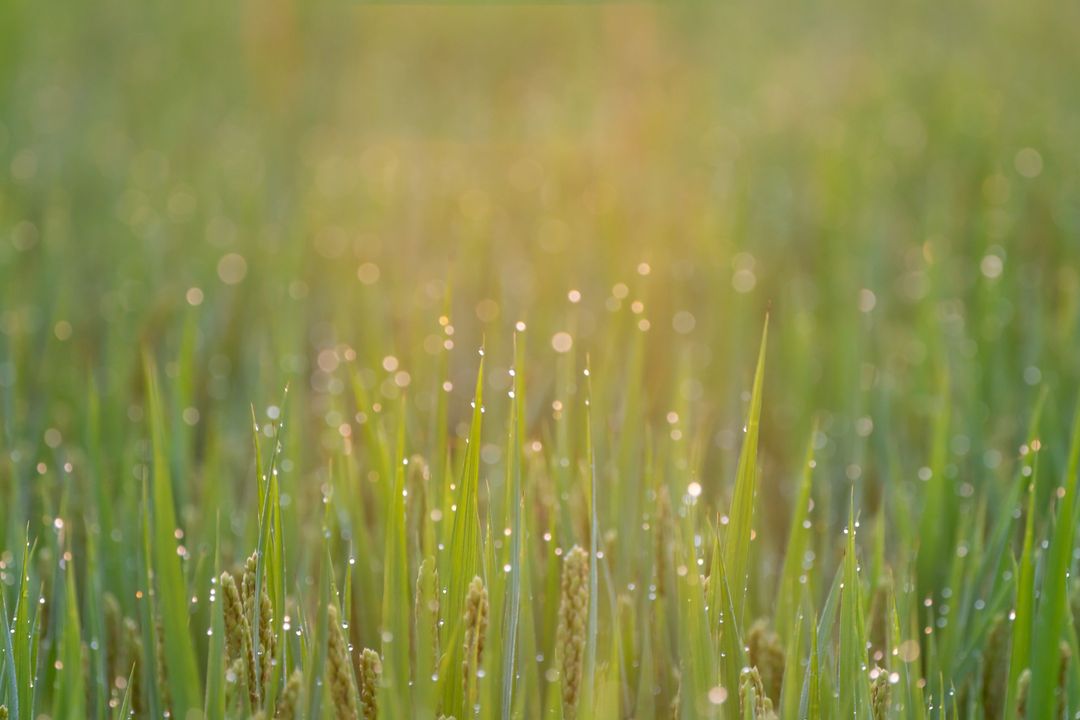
[557, 546, 589, 720]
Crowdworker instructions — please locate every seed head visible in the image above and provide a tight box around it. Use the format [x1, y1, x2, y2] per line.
[1016, 668, 1031, 718]
[747, 619, 784, 704]
[327, 603, 359, 720]
[463, 576, 489, 705]
[359, 648, 382, 720]
[982, 614, 1008, 720]
[558, 546, 589, 720]
[275, 669, 303, 720]
[870, 667, 890, 720]
[221, 571, 258, 707]
[739, 666, 777, 719]
[415, 558, 440, 674]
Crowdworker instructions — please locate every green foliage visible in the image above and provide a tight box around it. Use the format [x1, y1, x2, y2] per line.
[3, 3, 1080, 718]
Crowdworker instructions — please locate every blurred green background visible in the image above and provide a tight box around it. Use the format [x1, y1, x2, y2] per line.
[2, 0, 1080, 565]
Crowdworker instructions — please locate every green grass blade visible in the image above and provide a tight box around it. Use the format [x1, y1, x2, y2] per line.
[442, 355, 485, 716]
[583, 358, 599, 715]
[776, 427, 816, 644]
[724, 318, 768, 627]
[144, 356, 202, 716]
[381, 401, 411, 717]
[1004, 450, 1039, 720]
[838, 498, 871, 717]
[500, 331, 526, 718]
[1027, 394, 1080, 717]
[53, 549, 85, 719]
[204, 516, 225, 720]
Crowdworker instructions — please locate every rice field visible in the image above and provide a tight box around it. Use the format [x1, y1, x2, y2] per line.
[2, 1, 1080, 718]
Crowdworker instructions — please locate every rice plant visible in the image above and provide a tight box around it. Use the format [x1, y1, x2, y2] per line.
[3, 1, 1080, 719]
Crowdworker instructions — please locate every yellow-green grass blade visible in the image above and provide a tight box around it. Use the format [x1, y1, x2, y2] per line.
[499, 331, 526, 718]
[144, 358, 202, 716]
[1, 571, 19, 720]
[380, 402, 411, 717]
[83, 513, 108, 718]
[112, 666, 135, 720]
[776, 427, 816, 645]
[675, 521, 718, 718]
[723, 318, 768, 628]
[915, 370, 952, 604]
[634, 609, 656, 720]
[583, 358, 599, 716]
[53, 545, 85, 719]
[12, 538, 32, 720]
[814, 564, 843, 717]
[414, 557, 439, 716]
[710, 523, 746, 708]
[838, 499, 871, 717]
[305, 546, 333, 720]
[1004, 450, 1039, 720]
[779, 607, 803, 720]
[1027, 396, 1080, 717]
[204, 517, 226, 720]
[442, 356, 485, 717]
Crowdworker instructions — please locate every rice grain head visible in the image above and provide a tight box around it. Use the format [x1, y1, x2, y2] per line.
[558, 546, 589, 720]
[982, 614, 1008, 720]
[747, 619, 784, 704]
[104, 592, 123, 689]
[463, 576, 489, 705]
[359, 648, 382, 720]
[221, 570, 257, 706]
[1016, 668, 1031, 718]
[327, 603, 360, 720]
[123, 617, 144, 715]
[740, 666, 777, 720]
[257, 590, 276, 692]
[416, 558, 440, 674]
[275, 669, 303, 720]
[870, 667, 890, 720]
[155, 613, 171, 715]
[241, 551, 277, 691]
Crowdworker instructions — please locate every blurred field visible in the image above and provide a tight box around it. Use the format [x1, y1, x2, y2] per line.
[3, 1, 1080, 718]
